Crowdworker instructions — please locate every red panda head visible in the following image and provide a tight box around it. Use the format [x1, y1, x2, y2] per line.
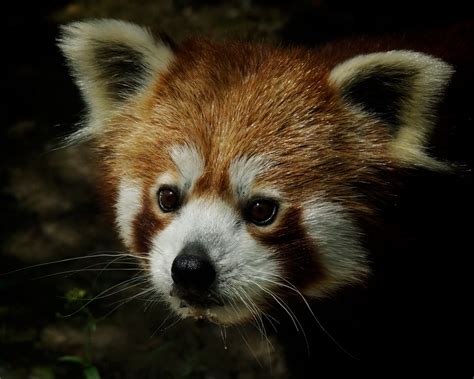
[59, 19, 453, 325]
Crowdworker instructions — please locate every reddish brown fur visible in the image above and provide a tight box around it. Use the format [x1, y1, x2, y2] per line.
[252, 206, 326, 293]
[94, 39, 401, 271]
[133, 191, 166, 254]
[103, 41, 391, 191]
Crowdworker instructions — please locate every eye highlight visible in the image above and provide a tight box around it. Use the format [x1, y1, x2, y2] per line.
[246, 198, 279, 226]
[157, 186, 180, 212]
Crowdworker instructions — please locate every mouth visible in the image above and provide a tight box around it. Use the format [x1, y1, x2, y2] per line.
[168, 286, 257, 325]
[170, 287, 225, 308]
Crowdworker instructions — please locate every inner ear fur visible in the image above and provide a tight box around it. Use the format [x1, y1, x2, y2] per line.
[58, 19, 174, 140]
[329, 50, 454, 170]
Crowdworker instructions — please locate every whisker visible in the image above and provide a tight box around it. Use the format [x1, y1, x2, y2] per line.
[106, 286, 155, 307]
[219, 325, 228, 350]
[151, 314, 182, 337]
[1, 252, 145, 276]
[91, 254, 144, 285]
[234, 322, 263, 368]
[225, 289, 276, 365]
[61, 275, 146, 317]
[143, 292, 159, 313]
[81, 277, 148, 302]
[98, 287, 156, 320]
[233, 287, 268, 345]
[249, 269, 357, 359]
[242, 284, 280, 333]
[32, 268, 145, 280]
[149, 310, 181, 339]
[247, 279, 310, 353]
[0, 253, 137, 276]
[249, 280, 298, 332]
[237, 287, 275, 355]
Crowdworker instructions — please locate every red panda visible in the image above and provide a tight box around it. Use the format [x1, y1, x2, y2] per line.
[58, 19, 471, 373]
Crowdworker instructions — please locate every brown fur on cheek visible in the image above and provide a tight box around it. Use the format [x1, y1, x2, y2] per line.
[132, 191, 168, 256]
[251, 206, 327, 293]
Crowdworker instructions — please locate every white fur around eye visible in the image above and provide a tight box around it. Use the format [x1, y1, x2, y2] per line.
[115, 178, 143, 248]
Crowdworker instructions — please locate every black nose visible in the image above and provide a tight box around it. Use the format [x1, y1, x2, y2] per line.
[171, 243, 216, 291]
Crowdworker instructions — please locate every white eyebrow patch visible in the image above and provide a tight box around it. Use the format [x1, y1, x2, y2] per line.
[229, 155, 271, 199]
[115, 178, 143, 248]
[169, 144, 204, 189]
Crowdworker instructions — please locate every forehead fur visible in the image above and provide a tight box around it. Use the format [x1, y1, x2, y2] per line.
[101, 39, 393, 208]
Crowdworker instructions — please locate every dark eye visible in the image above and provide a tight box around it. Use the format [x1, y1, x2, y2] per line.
[246, 199, 278, 226]
[158, 186, 180, 212]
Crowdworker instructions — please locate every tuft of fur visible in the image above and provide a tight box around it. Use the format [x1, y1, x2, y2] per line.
[329, 50, 453, 170]
[58, 19, 174, 142]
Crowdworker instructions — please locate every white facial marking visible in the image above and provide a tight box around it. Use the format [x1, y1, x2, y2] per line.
[229, 155, 272, 199]
[115, 178, 143, 248]
[149, 198, 280, 324]
[169, 144, 204, 190]
[302, 199, 370, 297]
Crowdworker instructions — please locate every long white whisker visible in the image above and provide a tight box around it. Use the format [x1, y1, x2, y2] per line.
[88, 277, 149, 301]
[219, 325, 228, 350]
[32, 268, 145, 280]
[243, 283, 280, 333]
[237, 286, 275, 355]
[224, 297, 263, 366]
[1, 252, 147, 276]
[248, 279, 310, 353]
[151, 314, 182, 337]
[61, 275, 145, 317]
[143, 291, 159, 313]
[99, 286, 156, 320]
[232, 286, 268, 346]
[234, 322, 263, 368]
[91, 254, 143, 285]
[248, 280, 298, 332]
[249, 269, 357, 359]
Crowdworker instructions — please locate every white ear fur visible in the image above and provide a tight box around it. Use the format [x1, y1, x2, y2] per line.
[329, 51, 454, 170]
[58, 19, 174, 141]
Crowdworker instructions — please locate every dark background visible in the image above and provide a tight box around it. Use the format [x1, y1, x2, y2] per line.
[1, 1, 473, 378]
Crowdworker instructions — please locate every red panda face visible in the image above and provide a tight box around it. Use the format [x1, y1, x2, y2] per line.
[59, 20, 453, 325]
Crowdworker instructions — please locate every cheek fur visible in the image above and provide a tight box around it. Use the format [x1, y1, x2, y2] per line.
[251, 200, 370, 298]
[132, 191, 167, 254]
[302, 200, 370, 296]
[115, 178, 143, 248]
[251, 206, 326, 293]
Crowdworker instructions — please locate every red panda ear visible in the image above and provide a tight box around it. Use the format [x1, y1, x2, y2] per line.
[58, 19, 174, 141]
[328, 51, 454, 170]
